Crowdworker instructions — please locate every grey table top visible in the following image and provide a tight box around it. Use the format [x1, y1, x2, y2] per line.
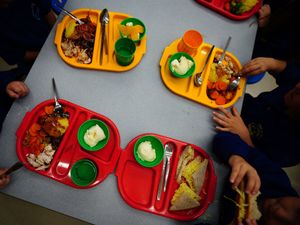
[0, 0, 258, 224]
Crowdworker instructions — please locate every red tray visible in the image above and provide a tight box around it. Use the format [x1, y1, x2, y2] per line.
[16, 100, 217, 220]
[16, 99, 121, 189]
[195, 0, 262, 20]
[116, 133, 217, 221]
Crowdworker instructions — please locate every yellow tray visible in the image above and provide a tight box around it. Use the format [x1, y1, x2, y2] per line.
[54, 9, 146, 72]
[159, 39, 246, 108]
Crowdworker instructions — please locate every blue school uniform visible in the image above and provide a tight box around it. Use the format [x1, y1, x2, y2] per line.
[241, 63, 300, 167]
[213, 132, 298, 225]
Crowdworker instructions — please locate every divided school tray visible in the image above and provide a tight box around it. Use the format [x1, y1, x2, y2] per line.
[16, 99, 216, 221]
[195, 0, 262, 20]
[160, 38, 246, 109]
[54, 9, 146, 72]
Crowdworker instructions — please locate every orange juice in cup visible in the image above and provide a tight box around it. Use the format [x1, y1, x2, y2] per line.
[177, 30, 203, 56]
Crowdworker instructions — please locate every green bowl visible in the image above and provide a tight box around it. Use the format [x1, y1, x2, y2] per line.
[77, 119, 110, 151]
[120, 17, 146, 42]
[168, 52, 196, 78]
[70, 159, 97, 187]
[133, 135, 164, 168]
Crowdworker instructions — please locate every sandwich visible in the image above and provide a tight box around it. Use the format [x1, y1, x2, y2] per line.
[169, 145, 208, 211]
[229, 180, 261, 225]
[169, 183, 200, 211]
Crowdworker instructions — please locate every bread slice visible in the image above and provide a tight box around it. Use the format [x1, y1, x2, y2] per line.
[229, 180, 261, 224]
[192, 158, 208, 194]
[176, 145, 194, 183]
[170, 183, 201, 211]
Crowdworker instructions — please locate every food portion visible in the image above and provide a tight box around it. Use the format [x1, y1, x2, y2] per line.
[61, 15, 96, 64]
[171, 56, 194, 75]
[23, 106, 69, 170]
[224, 0, 258, 15]
[118, 22, 145, 41]
[137, 141, 156, 162]
[84, 124, 106, 147]
[207, 54, 240, 105]
[169, 145, 208, 211]
[227, 180, 262, 224]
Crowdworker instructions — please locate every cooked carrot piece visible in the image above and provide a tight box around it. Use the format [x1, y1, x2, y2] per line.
[215, 81, 228, 91]
[44, 105, 54, 114]
[29, 123, 41, 136]
[216, 95, 227, 105]
[209, 90, 219, 100]
[207, 80, 214, 90]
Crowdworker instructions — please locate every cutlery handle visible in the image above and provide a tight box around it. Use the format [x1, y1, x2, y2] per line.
[156, 157, 166, 200]
[0, 162, 23, 178]
[163, 158, 170, 192]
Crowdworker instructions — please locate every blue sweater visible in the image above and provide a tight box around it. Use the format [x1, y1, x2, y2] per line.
[0, 0, 52, 65]
[241, 63, 300, 167]
[213, 132, 298, 225]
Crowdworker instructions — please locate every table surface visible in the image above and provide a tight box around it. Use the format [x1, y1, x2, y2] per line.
[0, 0, 258, 224]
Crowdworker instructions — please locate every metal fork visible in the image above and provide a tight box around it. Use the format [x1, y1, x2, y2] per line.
[52, 78, 63, 114]
[55, 5, 84, 25]
[163, 143, 174, 192]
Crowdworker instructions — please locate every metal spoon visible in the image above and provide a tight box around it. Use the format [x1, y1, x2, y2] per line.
[194, 45, 215, 87]
[55, 5, 84, 25]
[100, 8, 109, 64]
[228, 76, 241, 90]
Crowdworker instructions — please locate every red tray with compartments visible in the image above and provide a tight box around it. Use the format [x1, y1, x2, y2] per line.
[16, 99, 216, 220]
[195, 0, 262, 20]
[16, 99, 121, 189]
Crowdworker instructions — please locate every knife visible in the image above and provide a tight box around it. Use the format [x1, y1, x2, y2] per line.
[100, 8, 109, 64]
[218, 36, 232, 65]
[0, 161, 23, 179]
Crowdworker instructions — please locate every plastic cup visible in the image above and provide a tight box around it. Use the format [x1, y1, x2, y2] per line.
[70, 159, 97, 187]
[114, 38, 136, 66]
[177, 30, 203, 56]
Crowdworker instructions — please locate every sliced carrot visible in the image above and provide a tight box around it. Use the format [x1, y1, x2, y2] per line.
[44, 105, 54, 114]
[29, 123, 41, 136]
[209, 90, 219, 100]
[215, 95, 226, 105]
[207, 80, 214, 90]
[215, 81, 228, 91]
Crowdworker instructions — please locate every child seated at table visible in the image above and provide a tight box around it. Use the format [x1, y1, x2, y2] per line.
[0, 0, 56, 77]
[213, 131, 300, 225]
[212, 60, 300, 167]
[244, 0, 300, 78]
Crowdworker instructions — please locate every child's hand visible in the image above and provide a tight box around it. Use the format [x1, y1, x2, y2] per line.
[6, 81, 29, 99]
[0, 168, 10, 188]
[258, 4, 271, 27]
[212, 107, 253, 146]
[228, 155, 261, 195]
[241, 57, 287, 76]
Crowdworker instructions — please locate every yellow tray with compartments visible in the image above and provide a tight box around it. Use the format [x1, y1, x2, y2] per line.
[54, 9, 146, 72]
[160, 38, 246, 108]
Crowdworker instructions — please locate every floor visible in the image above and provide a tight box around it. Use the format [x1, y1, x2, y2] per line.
[1, 58, 299, 224]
